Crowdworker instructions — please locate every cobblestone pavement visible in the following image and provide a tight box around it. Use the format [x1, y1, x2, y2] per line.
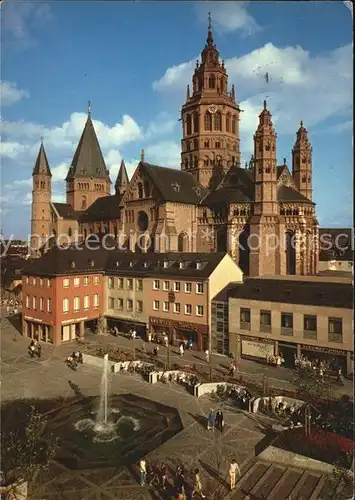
[1, 315, 352, 499]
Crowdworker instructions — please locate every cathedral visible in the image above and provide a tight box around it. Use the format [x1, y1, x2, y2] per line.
[30, 19, 319, 277]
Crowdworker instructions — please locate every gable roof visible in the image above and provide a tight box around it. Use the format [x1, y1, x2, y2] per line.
[277, 185, 314, 204]
[228, 278, 353, 309]
[202, 165, 254, 206]
[52, 203, 78, 220]
[139, 162, 207, 204]
[32, 143, 52, 177]
[115, 160, 129, 189]
[65, 114, 110, 181]
[79, 194, 122, 222]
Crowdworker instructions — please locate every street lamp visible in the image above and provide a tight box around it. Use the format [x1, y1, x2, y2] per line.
[166, 289, 176, 371]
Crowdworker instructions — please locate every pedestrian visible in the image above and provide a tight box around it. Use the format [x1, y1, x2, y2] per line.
[179, 343, 184, 356]
[175, 466, 185, 496]
[216, 409, 224, 432]
[228, 458, 241, 490]
[164, 333, 169, 347]
[229, 360, 236, 377]
[147, 331, 152, 342]
[159, 461, 168, 489]
[153, 345, 159, 356]
[192, 468, 206, 498]
[28, 340, 35, 358]
[142, 342, 147, 354]
[36, 342, 42, 358]
[139, 458, 147, 486]
[207, 409, 216, 431]
[132, 329, 137, 340]
[205, 349, 209, 363]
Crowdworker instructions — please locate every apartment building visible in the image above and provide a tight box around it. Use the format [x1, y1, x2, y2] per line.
[319, 228, 353, 273]
[22, 246, 107, 344]
[228, 277, 353, 375]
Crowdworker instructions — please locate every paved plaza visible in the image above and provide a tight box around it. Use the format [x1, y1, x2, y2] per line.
[1, 315, 351, 499]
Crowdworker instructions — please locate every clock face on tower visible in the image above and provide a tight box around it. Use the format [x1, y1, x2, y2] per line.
[208, 104, 218, 114]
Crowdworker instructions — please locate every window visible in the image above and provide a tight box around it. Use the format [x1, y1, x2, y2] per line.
[39, 278, 43, 287]
[260, 310, 271, 332]
[153, 280, 160, 290]
[214, 111, 222, 131]
[196, 283, 204, 294]
[328, 318, 343, 343]
[118, 278, 124, 289]
[74, 296, 80, 312]
[240, 308, 251, 326]
[32, 296, 36, 310]
[185, 304, 192, 315]
[32, 278, 36, 286]
[108, 277, 114, 289]
[136, 279, 143, 291]
[226, 113, 231, 132]
[174, 303, 181, 313]
[84, 295, 90, 310]
[26, 277, 29, 284]
[304, 315, 317, 339]
[93, 276, 99, 285]
[39, 297, 44, 311]
[63, 298, 69, 313]
[126, 299, 133, 311]
[74, 277, 80, 287]
[47, 298, 52, 312]
[26, 295, 29, 308]
[204, 111, 212, 131]
[127, 278, 133, 291]
[281, 313, 293, 335]
[185, 282, 192, 293]
[196, 305, 204, 316]
[163, 301, 170, 312]
[163, 280, 170, 291]
[47, 279, 51, 288]
[136, 300, 143, 313]
[93, 293, 99, 308]
[117, 298, 123, 310]
[84, 276, 89, 286]
[108, 297, 114, 309]
[153, 300, 159, 311]
[174, 281, 181, 292]
[63, 278, 69, 288]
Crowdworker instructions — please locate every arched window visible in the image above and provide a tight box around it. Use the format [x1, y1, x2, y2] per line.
[204, 140, 209, 148]
[204, 112, 212, 131]
[193, 112, 199, 133]
[285, 231, 296, 275]
[81, 196, 87, 209]
[138, 182, 143, 199]
[186, 114, 192, 135]
[214, 111, 222, 131]
[226, 113, 231, 133]
[232, 115, 237, 134]
[68, 227, 72, 237]
[178, 232, 188, 252]
[208, 75, 216, 89]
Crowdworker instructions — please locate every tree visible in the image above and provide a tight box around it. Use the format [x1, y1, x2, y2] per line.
[1, 405, 56, 498]
[293, 364, 331, 404]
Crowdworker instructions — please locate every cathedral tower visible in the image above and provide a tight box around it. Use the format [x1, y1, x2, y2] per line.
[180, 14, 241, 189]
[66, 102, 111, 211]
[30, 139, 52, 254]
[292, 121, 312, 200]
[249, 101, 279, 277]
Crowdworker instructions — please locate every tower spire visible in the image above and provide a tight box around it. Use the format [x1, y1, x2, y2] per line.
[141, 149, 145, 162]
[87, 100, 91, 116]
[207, 12, 214, 44]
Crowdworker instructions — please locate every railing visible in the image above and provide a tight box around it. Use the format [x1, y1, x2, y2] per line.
[303, 329, 317, 340]
[260, 324, 271, 333]
[328, 333, 343, 343]
[281, 327, 293, 336]
[240, 321, 251, 331]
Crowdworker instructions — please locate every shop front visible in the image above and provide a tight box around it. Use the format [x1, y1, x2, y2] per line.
[106, 316, 147, 340]
[23, 316, 53, 343]
[278, 340, 298, 368]
[240, 335, 275, 362]
[149, 316, 209, 350]
[300, 344, 352, 375]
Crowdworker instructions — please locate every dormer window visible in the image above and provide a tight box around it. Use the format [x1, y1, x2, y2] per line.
[143, 262, 148, 268]
[179, 262, 185, 269]
[164, 261, 169, 268]
[89, 260, 94, 267]
[70, 261, 75, 269]
[196, 262, 202, 270]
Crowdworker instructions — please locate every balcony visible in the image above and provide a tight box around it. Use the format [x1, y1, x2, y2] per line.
[240, 321, 251, 331]
[303, 329, 317, 340]
[260, 324, 271, 334]
[281, 327, 293, 336]
[328, 333, 343, 343]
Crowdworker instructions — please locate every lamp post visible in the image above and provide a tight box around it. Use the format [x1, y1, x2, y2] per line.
[166, 289, 176, 371]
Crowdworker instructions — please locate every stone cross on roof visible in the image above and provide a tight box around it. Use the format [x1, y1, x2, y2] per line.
[171, 182, 180, 192]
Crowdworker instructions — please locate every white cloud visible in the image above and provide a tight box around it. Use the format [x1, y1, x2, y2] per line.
[146, 112, 178, 138]
[194, 2, 261, 35]
[1, 81, 29, 106]
[145, 141, 181, 168]
[0, 141, 27, 159]
[153, 59, 196, 92]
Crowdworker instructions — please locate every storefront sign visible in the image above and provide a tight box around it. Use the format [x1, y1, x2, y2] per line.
[242, 340, 274, 359]
[149, 316, 208, 335]
[241, 334, 274, 344]
[24, 316, 43, 323]
[300, 344, 347, 356]
[62, 317, 88, 325]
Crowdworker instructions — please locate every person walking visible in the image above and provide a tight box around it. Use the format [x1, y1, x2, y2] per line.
[192, 468, 206, 498]
[228, 458, 241, 490]
[139, 458, 147, 486]
[205, 349, 209, 363]
[36, 342, 42, 358]
[207, 409, 216, 431]
[229, 360, 236, 377]
[164, 333, 169, 347]
[216, 410, 224, 432]
[179, 343, 184, 356]
[175, 466, 186, 497]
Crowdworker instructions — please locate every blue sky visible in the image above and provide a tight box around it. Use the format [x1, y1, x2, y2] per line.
[1, 1, 353, 238]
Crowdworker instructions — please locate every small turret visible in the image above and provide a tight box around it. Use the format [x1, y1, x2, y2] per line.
[115, 159, 129, 196]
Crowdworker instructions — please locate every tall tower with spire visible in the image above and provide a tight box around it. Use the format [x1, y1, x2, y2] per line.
[66, 102, 111, 211]
[30, 139, 52, 254]
[249, 101, 280, 276]
[292, 121, 312, 200]
[180, 13, 241, 189]
[115, 159, 129, 196]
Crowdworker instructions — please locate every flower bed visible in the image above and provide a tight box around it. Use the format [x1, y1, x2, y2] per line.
[273, 427, 353, 469]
